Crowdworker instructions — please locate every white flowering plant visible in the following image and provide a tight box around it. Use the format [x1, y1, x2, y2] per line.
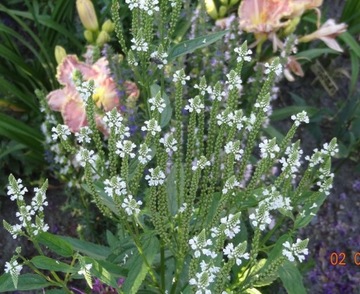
[1, 1, 339, 293]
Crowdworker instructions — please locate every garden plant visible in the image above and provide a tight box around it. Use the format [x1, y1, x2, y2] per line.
[0, 0, 356, 293]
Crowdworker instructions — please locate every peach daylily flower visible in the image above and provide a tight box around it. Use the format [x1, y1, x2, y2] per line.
[47, 55, 138, 133]
[299, 19, 347, 52]
[238, 0, 293, 34]
[284, 56, 304, 81]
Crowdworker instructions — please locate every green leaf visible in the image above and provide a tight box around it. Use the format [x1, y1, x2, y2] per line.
[270, 106, 318, 121]
[36, 232, 73, 257]
[83, 257, 121, 289]
[245, 289, 263, 294]
[122, 233, 159, 294]
[60, 236, 111, 260]
[0, 274, 51, 292]
[296, 48, 339, 60]
[349, 51, 359, 93]
[339, 32, 360, 59]
[0, 113, 43, 152]
[278, 260, 306, 294]
[168, 30, 229, 61]
[31, 256, 75, 273]
[294, 192, 327, 229]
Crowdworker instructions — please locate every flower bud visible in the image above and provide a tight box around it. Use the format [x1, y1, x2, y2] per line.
[76, 0, 99, 31]
[96, 31, 110, 46]
[102, 19, 115, 33]
[219, 5, 227, 18]
[54, 45, 67, 65]
[84, 30, 94, 43]
[205, 0, 218, 20]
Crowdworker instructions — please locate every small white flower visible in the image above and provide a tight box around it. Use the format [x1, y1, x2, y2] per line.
[173, 69, 190, 85]
[189, 272, 213, 294]
[188, 236, 215, 258]
[226, 70, 242, 91]
[141, 119, 161, 136]
[234, 46, 252, 62]
[52, 124, 71, 141]
[104, 176, 127, 198]
[122, 195, 142, 215]
[159, 133, 178, 154]
[78, 263, 92, 275]
[138, 143, 152, 164]
[184, 96, 204, 114]
[291, 111, 309, 127]
[148, 93, 166, 113]
[192, 156, 211, 171]
[222, 176, 240, 195]
[4, 259, 23, 276]
[75, 126, 92, 144]
[259, 138, 280, 159]
[131, 35, 148, 52]
[103, 109, 124, 129]
[31, 187, 48, 212]
[264, 60, 282, 76]
[76, 147, 96, 167]
[75, 80, 93, 102]
[224, 141, 243, 161]
[321, 140, 339, 157]
[220, 214, 241, 239]
[145, 167, 166, 186]
[150, 50, 168, 69]
[116, 140, 136, 158]
[282, 239, 309, 263]
[7, 177, 28, 201]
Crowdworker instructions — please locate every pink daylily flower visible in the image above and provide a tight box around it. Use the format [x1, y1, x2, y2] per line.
[299, 19, 347, 52]
[47, 54, 139, 133]
[284, 56, 304, 81]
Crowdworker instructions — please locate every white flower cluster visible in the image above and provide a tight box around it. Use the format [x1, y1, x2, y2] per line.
[224, 140, 243, 161]
[222, 176, 240, 195]
[150, 50, 168, 69]
[138, 143, 152, 164]
[125, 0, 159, 15]
[75, 80, 93, 102]
[7, 178, 27, 201]
[210, 83, 225, 101]
[249, 205, 272, 231]
[194, 82, 212, 96]
[75, 126, 92, 144]
[131, 35, 148, 52]
[185, 96, 205, 114]
[264, 60, 283, 76]
[52, 124, 71, 141]
[317, 166, 334, 196]
[223, 242, 250, 266]
[189, 271, 213, 294]
[159, 133, 178, 154]
[116, 140, 136, 158]
[4, 258, 23, 287]
[122, 195, 142, 216]
[5, 177, 49, 238]
[259, 187, 293, 211]
[282, 238, 309, 262]
[216, 109, 245, 130]
[254, 93, 271, 112]
[305, 140, 338, 167]
[244, 113, 256, 131]
[145, 167, 166, 186]
[226, 70, 242, 91]
[104, 176, 127, 198]
[259, 138, 280, 159]
[103, 109, 124, 129]
[141, 119, 161, 136]
[279, 143, 303, 179]
[220, 213, 241, 239]
[189, 232, 216, 258]
[234, 46, 252, 62]
[148, 93, 166, 113]
[173, 69, 190, 85]
[76, 147, 97, 167]
[192, 156, 211, 171]
[291, 111, 309, 126]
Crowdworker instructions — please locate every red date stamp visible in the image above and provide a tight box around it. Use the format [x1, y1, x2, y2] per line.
[330, 252, 360, 266]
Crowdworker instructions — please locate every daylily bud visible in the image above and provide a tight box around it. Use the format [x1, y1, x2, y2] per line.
[229, 0, 239, 5]
[205, 0, 219, 20]
[54, 45, 67, 65]
[219, 5, 227, 18]
[84, 30, 94, 43]
[96, 31, 110, 46]
[76, 0, 99, 31]
[102, 20, 115, 33]
[220, 0, 229, 4]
